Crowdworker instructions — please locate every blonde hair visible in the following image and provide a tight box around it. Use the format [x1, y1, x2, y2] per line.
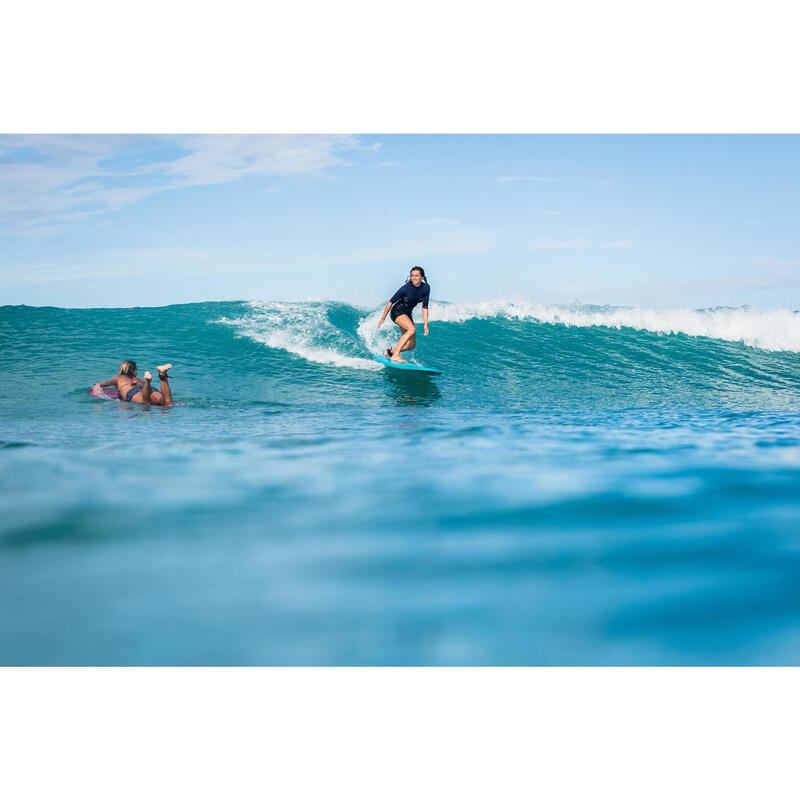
[119, 360, 137, 377]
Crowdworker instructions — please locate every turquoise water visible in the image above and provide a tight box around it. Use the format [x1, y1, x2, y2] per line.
[2, 299, 800, 665]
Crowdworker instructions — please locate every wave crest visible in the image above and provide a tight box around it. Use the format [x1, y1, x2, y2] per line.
[215, 299, 800, 375]
[430, 301, 800, 352]
[217, 301, 380, 370]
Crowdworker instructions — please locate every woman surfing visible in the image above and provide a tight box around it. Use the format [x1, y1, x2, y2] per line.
[377, 266, 430, 363]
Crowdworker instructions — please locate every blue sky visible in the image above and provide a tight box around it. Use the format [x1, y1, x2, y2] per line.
[2, 134, 799, 309]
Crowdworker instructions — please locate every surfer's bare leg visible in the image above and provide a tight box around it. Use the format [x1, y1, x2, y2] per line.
[156, 364, 173, 405]
[391, 316, 415, 362]
[142, 372, 153, 403]
[400, 332, 416, 352]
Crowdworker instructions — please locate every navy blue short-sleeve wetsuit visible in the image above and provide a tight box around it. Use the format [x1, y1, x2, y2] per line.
[390, 282, 430, 322]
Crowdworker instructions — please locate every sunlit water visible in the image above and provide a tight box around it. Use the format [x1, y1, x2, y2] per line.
[2, 300, 800, 664]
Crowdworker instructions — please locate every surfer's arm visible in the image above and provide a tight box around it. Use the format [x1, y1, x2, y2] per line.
[93, 376, 116, 392]
[377, 301, 392, 328]
[422, 307, 429, 334]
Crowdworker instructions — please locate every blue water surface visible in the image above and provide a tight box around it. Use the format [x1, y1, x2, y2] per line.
[2, 300, 800, 665]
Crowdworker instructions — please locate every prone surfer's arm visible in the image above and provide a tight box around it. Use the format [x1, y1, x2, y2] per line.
[93, 376, 116, 391]
[377, 301, 392, 328]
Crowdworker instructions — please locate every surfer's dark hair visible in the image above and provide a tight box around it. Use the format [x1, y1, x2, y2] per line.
[407, 265, 427, 283]
[119, 360, 137, 377]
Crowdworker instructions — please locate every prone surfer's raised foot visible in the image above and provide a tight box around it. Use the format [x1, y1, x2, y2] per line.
[156, 363, 172, 380]
[144, 371, 152, 381]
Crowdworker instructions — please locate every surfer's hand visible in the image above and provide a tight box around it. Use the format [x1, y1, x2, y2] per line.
[424, 326, 429, 336]
[93, 383, 101, 392]
[377, 317, 384, 329]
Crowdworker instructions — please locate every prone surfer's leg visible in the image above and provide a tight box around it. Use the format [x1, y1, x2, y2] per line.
[156, 364, 173, 405]
[156, 379, 172, 405]
[391, 316, 415, 361]
[142, 372, 153, 403]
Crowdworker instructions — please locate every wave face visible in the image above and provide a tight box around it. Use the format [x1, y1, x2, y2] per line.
[213, 299, 800, 410]
[2, 299, 800, 666]
[4, 299, 797, 409]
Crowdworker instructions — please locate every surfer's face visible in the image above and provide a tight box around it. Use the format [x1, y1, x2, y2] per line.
[410, 270, 423, 287]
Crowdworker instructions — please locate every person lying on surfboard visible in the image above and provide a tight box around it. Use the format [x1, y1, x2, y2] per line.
[377, 266, 430, 363]
[92, 360, 174, 405]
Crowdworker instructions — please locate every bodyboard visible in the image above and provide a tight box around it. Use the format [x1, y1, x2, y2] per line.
[88, 386, 121, 400]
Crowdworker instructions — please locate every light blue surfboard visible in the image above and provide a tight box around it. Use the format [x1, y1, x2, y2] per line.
[372, 354, 442, 375]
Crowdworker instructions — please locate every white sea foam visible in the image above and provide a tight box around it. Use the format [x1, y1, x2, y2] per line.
[428, 301, 800, 352]
[217, 301, 380, 370]
[218, 299, 800, 361]
[357, 308, 401, 355]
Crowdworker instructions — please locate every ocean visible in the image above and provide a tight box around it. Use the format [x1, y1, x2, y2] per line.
[2, 299, 800, 665]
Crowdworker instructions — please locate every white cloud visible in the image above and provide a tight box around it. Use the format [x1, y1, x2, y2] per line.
[495, 176, 560, 183]
[405, 217, 461, 228]
[747, 256, 800, 267]
[163, 134, 361, 184]
[588, 177, 619, 186]
[529, 238, 588, 250]
[526, 238, 632, 251]
[0, 134, 367, 232]
[318, 221, 492, 265]
[0, 246, 239, 288]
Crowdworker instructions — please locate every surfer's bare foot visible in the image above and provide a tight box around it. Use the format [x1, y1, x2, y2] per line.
[144, 371, 152, 381]
[390, 354, 407, 363]
[156, 363, 172, 380]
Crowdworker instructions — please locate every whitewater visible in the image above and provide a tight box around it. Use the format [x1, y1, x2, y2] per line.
[2, 299, 800, 664]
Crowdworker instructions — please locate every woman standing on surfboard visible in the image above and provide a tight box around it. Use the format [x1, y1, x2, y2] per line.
[377, 266, 430, 363]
